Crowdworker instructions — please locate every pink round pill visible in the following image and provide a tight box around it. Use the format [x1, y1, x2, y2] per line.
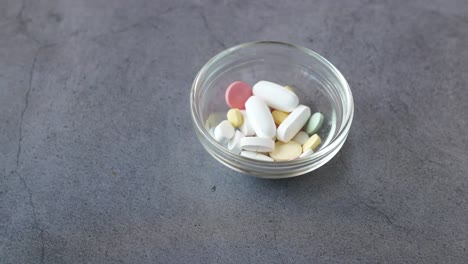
[225, 81, 253, 109]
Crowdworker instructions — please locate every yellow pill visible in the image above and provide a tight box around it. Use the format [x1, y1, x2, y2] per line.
[269, 141, 302, 161]
[285, 86, 294, 92]
[303, 134, 321, 152]
[227, 108, 243, 127]
[271, 110, 289, 126]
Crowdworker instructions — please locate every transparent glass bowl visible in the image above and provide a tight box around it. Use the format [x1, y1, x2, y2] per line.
[190, 41, 354, 179]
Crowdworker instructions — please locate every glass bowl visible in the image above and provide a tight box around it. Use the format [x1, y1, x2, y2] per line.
[190, 41, 354, 179]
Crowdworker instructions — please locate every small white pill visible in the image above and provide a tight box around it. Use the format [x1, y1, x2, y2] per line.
[240, 137, 275, 152]
[292, 131, 309, 145]
[252, 81, 299, 112]
[240, 151, 274, 162]
[228, 130, 245, 154]
[214, 120, 235, 143]
[277, 105, 311, 143]
[239, 110, 255, 136]
[245, 96, 276, 138]
[299, 149, 314, 158]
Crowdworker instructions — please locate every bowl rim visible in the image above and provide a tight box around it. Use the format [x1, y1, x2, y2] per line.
[190, 40, 354, 167]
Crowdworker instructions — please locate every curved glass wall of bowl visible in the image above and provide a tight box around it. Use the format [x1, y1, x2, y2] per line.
[191, 41, 353, 178]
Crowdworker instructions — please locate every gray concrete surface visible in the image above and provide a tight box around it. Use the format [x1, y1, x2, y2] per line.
[1, 0, 467, 263]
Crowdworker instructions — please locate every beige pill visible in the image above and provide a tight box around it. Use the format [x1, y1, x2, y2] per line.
[269, 141, 302, 161]
[227, 108, 243, 127]
[303, 134, 321, 152]
[271, 110, 289, 126]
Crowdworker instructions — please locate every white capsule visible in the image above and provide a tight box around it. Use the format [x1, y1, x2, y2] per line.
[240, 137, 275, 152]
[252, 81, 299, 112]
[277, 105, 311, 143]
[239, 110, 255, 136]
[245, 96, 276, 138]
[240, 151, 274, 162]
[228, 130, 245, 154]
[214, 120, 235, 143]
[292, 131, 309, 145]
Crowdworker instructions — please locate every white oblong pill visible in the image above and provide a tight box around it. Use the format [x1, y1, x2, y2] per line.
[292, 131, 309, 145]
[214, 120, 235, 143]
[239, 110, 255, 136]
[252, 81, 299, 112]
[240, 137, 275, 152]
[228, 130, 245, 154]
[299, 149, 314, 158]
[245, 96, 276, 138]
[277, 105, 311, 143]
[240, 151, 274, 162]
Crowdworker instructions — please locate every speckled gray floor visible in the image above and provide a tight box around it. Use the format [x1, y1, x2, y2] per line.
[1, 0, 467, 263]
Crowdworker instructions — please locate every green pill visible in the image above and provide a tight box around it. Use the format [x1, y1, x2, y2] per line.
[306, 112, 324, 135]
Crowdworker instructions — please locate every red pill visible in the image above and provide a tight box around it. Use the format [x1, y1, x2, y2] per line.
[225, 81, 253, 109]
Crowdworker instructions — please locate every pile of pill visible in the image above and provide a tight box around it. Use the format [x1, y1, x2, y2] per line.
[207, 80, 324, 162]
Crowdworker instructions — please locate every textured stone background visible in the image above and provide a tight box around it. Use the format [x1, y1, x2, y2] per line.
[1, 0, 467, 263]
